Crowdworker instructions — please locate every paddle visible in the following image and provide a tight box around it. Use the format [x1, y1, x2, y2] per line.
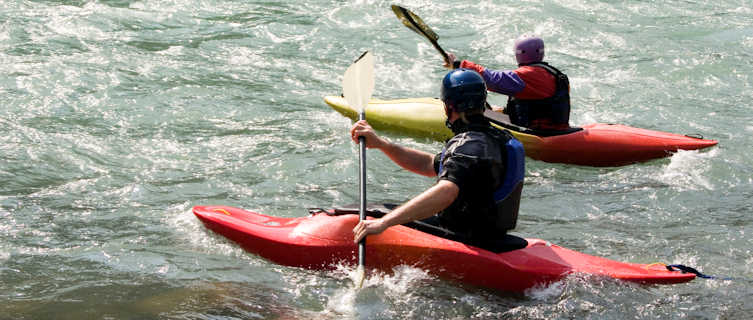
[391, 5, 450, 64]
[392, 6, 508, 119]
[342, 51, 375, 289]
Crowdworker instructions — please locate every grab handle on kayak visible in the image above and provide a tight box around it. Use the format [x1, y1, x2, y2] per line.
[666, 264, 733, 280]
[307, 208, 329, 215]
[684, 133, 705, 140]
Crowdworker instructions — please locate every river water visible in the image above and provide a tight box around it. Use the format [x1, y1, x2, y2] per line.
[2, 0, 752, 319]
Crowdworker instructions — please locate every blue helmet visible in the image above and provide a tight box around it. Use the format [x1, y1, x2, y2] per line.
[440, 68, 487, 113]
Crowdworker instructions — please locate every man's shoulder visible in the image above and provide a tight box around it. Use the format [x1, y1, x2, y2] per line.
[446, 131, 499, 157]
[448, 130, 489, 142]
[450, 127, 512, 141]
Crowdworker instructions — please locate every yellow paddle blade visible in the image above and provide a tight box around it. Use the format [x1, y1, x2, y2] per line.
[391, 5, 438, 41]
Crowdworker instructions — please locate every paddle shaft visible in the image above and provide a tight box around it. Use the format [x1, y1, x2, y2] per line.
[357, 112, 367, 269]
[428, 37, 449, 64]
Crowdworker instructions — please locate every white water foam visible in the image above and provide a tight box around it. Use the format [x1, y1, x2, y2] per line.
[657, 148, 718, 191]
[525, 278, 567, 301]
[320, 264, 434, 319]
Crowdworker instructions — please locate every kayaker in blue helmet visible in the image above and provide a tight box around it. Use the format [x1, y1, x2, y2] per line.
[444, 35, 571, 131]
[351, 69, 525, 251]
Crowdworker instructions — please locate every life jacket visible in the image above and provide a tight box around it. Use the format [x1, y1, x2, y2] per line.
[506, 62, 571, 129]
[438, 126, 525, 233]
[492, 136, 524, 231]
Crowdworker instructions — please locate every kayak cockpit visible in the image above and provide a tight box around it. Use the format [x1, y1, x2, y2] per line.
[329, 202, 529, 253]
[483, 109, 583, 137]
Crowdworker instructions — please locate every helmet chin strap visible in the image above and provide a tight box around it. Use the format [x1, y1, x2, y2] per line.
[445, 105, 473, 133]
[443, 103, 460, 129]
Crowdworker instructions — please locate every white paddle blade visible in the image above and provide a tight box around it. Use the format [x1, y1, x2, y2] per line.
[355, 265, 366, 289]
[342, 51, 375, 115]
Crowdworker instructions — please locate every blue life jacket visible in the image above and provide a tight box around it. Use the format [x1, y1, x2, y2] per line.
[492, 137, 524, 231]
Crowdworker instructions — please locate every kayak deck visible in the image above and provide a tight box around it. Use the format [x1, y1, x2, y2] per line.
[194, 205, 695, 292]
[323, 95, 718, 167]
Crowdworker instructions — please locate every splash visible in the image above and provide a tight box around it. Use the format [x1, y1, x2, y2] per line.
[525, 278, 566, 301]
[658, 148, 718, 191]
[319, 264, 434, 319]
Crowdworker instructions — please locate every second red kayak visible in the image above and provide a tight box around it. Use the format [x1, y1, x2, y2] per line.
[324, 96, 718, 167]
[194, 205, 695, 293]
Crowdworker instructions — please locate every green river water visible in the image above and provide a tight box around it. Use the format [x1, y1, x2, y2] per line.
[1, 0, 752, 319]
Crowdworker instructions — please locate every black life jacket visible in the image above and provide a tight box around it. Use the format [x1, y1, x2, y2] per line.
[505, 62, 571, 128]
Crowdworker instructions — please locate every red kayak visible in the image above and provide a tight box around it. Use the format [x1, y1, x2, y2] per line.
[194, 205, 695, 292]
[512, 122, 719, 167]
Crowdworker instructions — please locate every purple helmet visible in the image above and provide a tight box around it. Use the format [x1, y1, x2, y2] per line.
[514, 35, 545, 65]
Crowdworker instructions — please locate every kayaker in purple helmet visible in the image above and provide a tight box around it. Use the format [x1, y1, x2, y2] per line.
[444, 35, 572, 131]
[351, 69, 525, 252]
